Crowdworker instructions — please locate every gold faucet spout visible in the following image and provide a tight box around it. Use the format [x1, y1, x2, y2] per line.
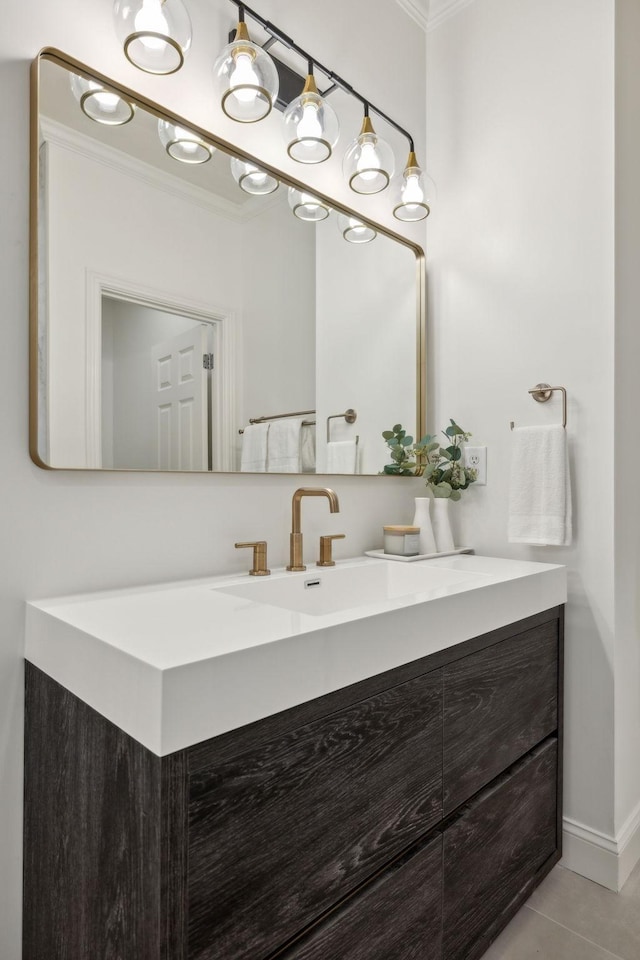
[288, 488, 340, 571]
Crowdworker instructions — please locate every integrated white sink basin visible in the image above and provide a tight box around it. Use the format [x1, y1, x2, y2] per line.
[25, 554, 567, 756]
[214, 561, 492, 616]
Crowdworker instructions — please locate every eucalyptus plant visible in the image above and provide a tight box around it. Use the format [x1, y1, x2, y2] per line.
[381, 419, 478, 500]
[380, 424, 419, 476]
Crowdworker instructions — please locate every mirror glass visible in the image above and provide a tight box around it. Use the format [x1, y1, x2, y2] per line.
[32, 53, 424, 474]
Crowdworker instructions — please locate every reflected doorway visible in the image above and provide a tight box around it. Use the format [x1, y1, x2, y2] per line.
[101, 295, 220, 470]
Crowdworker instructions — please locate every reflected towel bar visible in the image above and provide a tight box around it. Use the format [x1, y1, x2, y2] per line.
[326, 408, 357, 443]
[239, 410, 315, 434]
[510, 384, 567, 430]
[239, 408, 358, 437]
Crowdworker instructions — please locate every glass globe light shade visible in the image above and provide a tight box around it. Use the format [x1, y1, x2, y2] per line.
[394, 155, 431, 222]
[288, 187, 331, 222]
[282, 76, 339, 164]
[343, 116, 395, 195]
[213, 23, 279, 123]
[113, 0, 192, 75]
[230, 158, 279, 195]
[70, 74, 135, 126]
[158, 120, 213, 164]
[337, 213, 376, 244]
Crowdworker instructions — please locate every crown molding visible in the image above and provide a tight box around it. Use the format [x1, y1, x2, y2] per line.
[38, 117, 271, 225]
[426, 0, 477, 31]
[395, 0, 429, 31]
[395, 0, 476, 32]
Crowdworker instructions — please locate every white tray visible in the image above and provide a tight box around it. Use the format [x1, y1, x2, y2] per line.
[364, 547, 473, 563]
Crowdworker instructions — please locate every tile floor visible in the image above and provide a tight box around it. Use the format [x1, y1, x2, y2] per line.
[483, 862, 640, 959]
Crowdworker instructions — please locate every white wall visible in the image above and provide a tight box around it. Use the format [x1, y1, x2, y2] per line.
[45, 136, 243, 466]
[240, 195, 316, 425]
[316, 223, 418, 473]
[0, 1, 426, 955]
[427, 0, 631, 883]
[614, 0, 640, 853]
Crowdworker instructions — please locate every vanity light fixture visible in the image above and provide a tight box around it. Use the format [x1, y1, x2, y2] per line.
[337, 213, 377, 244]
[213, 5, 279, 122]
[70, 73, 135, 125]
[282, 63, 339, 164]
[230, 157, 279, 194]
[393, 150, 432, 222]
[343, 105, 395, 195]
[113, 0, 192, 75]
[157, 119, 213, 164]
[288, 187, 331, 222]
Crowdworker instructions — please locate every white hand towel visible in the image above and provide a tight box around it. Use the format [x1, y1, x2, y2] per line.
[301, 424, 316, 473]
[267, 418, 303, 473]
[240, 422, 270, 472]
[508, 424, 572, 546]
[327, 440, 358, 474]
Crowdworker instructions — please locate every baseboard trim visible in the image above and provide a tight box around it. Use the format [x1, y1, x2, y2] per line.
[562, 803, 640, 891]
[618, 799, 640, 888]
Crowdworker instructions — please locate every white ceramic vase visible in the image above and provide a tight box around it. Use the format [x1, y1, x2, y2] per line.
[431, 498, 455, 553]
[412, 497, 437, 556]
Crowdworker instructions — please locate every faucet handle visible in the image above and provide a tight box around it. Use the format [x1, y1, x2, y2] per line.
[235, 541, 270, 576]
[316, 534, 345, 567]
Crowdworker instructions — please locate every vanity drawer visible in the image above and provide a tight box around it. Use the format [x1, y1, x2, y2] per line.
[186, 672, 443, 960]
[443, 737, 558, 960]
[443, 620, 558, 813]
[280, 833, 443, 960]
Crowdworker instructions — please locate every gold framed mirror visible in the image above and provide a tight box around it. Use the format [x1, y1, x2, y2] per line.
[31, 49, 425, 475]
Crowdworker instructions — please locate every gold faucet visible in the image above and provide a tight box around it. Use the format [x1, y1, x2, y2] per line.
[287, 488, 340, 572]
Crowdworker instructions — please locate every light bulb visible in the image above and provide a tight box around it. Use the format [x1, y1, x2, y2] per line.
[134, 0, 169, 51]
[158, 120, 213, 164]
[297, 102, 322, 142]
[230, 157, 279, 195]
[402, 172, 423, 203]
[230, 51, 260, 104]
[114, 0, 192, 75]
[393, 153, 431, 222]
[282, 75, 339, 164]
[337, 213, 376, 244]
[288, 187, 330, 222]
[343, 115, 394, 195]
[70, 73, 135, 126]
[93, 90, 120, 113]
[213, 21, 279, 123]
[356, 139, 381, 182]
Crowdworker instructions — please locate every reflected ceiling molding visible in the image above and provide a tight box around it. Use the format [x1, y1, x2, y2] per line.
[39, 117, 274, 224]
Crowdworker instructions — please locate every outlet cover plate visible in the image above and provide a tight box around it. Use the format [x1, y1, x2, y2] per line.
[464, 446, 487, 485]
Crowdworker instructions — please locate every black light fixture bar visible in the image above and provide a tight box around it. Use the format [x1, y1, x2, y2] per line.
[228, 0, 415, 151]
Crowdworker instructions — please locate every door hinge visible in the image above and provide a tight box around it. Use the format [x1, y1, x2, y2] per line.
[203, 353, 214, 370]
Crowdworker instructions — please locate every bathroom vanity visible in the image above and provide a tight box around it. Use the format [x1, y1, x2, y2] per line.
[23, 555, 566, 960]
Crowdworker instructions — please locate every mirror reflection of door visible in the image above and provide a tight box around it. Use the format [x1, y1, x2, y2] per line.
[101, 295, 218, 470]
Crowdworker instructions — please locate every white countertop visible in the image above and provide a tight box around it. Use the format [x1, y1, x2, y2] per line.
[25, 554, 566, 756]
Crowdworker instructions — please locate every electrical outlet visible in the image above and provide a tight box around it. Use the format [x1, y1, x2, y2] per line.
[464, 446, 487, 485]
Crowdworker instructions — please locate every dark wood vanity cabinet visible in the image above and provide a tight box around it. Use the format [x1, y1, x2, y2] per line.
[187, 673, 443, 960]
[280, 835, 444, 960]
[23, 606, 563, 960]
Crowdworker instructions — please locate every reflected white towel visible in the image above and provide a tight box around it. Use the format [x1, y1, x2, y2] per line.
[327, 440, 358, 474]
[301, 424, 316, 473]
[508, 425, 572, 546]
[240, 422, 270, 472]
[267, 418, 303, 472]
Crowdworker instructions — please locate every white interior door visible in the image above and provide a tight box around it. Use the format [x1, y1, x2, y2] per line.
[151, 325, 209, 470]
